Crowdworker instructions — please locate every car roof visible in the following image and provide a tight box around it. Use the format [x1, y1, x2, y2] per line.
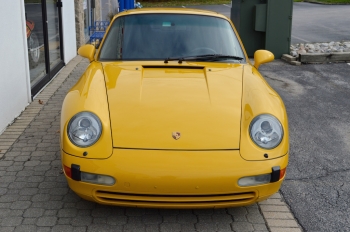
[113, 8, 228, 20]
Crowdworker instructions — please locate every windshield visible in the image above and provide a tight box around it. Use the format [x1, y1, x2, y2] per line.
[99, 13, 245, 62]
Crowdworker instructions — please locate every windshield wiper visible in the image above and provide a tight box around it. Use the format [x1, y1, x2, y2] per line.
[164, 54, 244, 64]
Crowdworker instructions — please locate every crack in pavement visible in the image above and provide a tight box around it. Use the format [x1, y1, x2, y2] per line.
[285, 168, 350, 181]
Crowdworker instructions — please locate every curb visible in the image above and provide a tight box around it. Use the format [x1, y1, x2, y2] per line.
[281, 53, 350, 65]
[0, 55, 83, 159]
[299, 52, 350, 63]
[281, 54, 301, 65]
[259, 192, 303, 232]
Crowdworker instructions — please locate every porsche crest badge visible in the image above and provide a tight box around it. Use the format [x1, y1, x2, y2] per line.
[172, 132, 181, 140]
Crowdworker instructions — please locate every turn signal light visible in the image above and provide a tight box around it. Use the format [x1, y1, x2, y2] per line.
[280, 168, 286, 179]
[63, 164, 115, 186]
[238, 166, 287, 187]
[63, 165, 72, 178]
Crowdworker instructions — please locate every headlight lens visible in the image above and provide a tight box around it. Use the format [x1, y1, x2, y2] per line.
[67, 112, 102, 147]
[249, 114, 283, 149]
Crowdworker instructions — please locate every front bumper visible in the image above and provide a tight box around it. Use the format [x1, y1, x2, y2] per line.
[62, 149, 288, 208]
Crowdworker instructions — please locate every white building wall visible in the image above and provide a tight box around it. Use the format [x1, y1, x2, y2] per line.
[62, 0, 77, 63]
[0, 1, 77, 135]
[0, 1, 31, 134]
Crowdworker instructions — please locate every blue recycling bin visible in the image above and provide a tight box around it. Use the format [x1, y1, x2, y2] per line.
[119, 0, 134, 12]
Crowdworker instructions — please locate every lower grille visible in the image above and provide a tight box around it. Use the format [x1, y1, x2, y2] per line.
[94, 190, 257, 207]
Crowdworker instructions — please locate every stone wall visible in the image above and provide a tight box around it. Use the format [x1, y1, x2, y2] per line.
[95, 0, 102, 21]
[74, 0, 85, 49]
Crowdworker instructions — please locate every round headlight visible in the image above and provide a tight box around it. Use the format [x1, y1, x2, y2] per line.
[67, 112, 102, 147]
[249, 114, 283, 149]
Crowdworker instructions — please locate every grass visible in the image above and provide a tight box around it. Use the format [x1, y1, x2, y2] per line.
[141, 0, 230, 7]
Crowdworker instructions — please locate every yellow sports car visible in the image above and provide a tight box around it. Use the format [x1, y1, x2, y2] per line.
[60, 8, 288, 208]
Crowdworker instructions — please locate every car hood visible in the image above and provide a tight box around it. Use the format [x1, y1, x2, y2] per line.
[103, 63, 243, 150]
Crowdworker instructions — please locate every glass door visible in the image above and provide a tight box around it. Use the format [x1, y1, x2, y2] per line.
[24, 0, 47, 88]
[25, 0, 64, 98]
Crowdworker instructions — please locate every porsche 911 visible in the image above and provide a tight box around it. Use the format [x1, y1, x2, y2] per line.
[60, 8, 289, 208]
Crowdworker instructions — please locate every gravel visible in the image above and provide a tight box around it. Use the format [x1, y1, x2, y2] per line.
[290, 41, 350, 57]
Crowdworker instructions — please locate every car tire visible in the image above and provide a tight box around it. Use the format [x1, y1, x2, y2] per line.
[28, 32, 40, 65]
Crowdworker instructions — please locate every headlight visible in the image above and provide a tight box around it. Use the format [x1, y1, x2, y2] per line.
[249, 114, 283, 149]
[67, 112, 102, 147]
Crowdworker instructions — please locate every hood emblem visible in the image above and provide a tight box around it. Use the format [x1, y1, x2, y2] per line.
[172, 132, 181, 140]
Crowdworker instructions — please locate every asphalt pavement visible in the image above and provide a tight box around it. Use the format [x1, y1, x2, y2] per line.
[186, 3, 350, 45]
[291, 2, 350, 44]
[260, 60, 350, 232]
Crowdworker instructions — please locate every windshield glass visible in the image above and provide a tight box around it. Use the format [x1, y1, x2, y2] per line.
[99, 13, 245, 62]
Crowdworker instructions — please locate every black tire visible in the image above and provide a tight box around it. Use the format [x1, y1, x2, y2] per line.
[28, 32, 40, 64]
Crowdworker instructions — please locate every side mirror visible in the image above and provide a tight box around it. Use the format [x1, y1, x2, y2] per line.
[78, 44, 96, 62]
[254, 50, 274, 70]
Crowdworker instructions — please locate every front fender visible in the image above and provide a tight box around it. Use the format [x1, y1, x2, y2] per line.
[60, 62, 113, 159]
[240, 65, 289, 161]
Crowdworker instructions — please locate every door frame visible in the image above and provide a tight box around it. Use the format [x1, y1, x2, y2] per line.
[30, 0, 65, 99]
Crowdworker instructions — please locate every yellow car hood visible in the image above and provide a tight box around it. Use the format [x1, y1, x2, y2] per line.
[103, 63, 243, 150]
